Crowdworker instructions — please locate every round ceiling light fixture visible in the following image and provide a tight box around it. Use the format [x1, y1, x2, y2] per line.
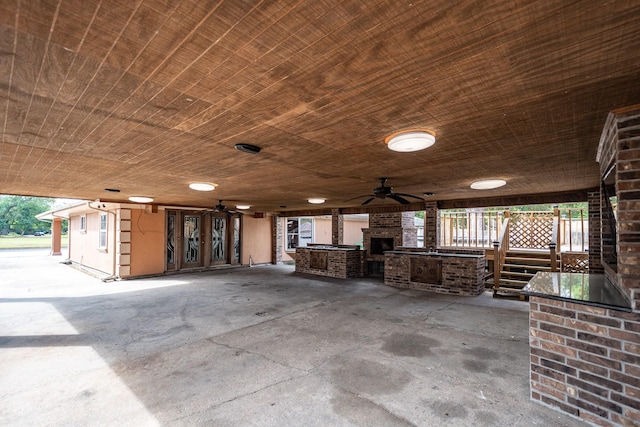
[385, 129, 436, 152]
[236, 205, 251, 210]
[308, 198, 326, 204]
[470, 179, 507, 190]
[189, 182, 216, 191]
[129, 196, 154, 203]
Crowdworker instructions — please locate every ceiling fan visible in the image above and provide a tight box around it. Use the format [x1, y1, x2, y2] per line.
[211, 200, 238, 214]
[346, 178, 424, 205]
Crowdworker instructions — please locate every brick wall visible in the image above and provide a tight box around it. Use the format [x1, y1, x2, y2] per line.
[616, 112, 640, 312]
[295, 247, 363, 278]
[529, 296, 640, 426]
[424, 201, 437, 249]
[331, 208, 344, 245]
[588, 190, 604, 274]
[384, 252, 485, 296]
[596, 107, 640, 312]
[368, 211, 414, 228]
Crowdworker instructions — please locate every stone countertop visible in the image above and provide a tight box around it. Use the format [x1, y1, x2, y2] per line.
[522, 271, 631, 311]
[297, 246, 361, 251]
[385, 251, 484, 258]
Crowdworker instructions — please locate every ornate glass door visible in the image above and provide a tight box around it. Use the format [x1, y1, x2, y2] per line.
[183, 214, 203, 268]
[211, 216, 227, 264]
[166, 211, 177, 271]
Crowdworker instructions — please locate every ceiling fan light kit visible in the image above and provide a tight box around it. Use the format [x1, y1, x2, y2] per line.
[385, 129, 436, 152]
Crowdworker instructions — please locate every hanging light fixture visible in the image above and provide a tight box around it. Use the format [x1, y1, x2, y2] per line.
[385, 129, 436, 152]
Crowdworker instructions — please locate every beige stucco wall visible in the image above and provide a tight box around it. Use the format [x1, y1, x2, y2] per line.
[241, 215, 272, 265]
[68, 211, 116, 275]
[129, 209, 166, 277]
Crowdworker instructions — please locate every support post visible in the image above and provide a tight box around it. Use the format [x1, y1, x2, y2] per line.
[50, 217, 63, 256]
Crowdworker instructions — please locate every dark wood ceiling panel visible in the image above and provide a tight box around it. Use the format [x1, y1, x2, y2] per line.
[2, 0, 640, 211]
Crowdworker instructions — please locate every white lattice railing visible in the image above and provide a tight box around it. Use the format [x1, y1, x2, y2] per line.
[439, 208, 588, 252]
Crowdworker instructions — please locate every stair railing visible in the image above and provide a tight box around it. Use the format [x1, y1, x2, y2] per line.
[493, 214, 511, 289]
[550, 206, 560, 272]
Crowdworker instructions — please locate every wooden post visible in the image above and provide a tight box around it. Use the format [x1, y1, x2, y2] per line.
[493, 240, 501, 290]
[503, 209, 510, 251]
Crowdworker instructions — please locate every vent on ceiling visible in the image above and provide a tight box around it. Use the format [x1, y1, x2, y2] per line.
[234, 143, 261, 154]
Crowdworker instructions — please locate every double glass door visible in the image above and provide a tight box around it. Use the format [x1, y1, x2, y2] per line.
[166, 211, 240, 271]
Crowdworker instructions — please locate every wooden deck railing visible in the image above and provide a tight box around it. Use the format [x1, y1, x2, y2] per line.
[493, 216, 510, 289]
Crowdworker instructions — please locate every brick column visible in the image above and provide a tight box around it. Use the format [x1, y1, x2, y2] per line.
[587, 190, 603, 273]
[271, 215, 283, 265]
[616, 113, 640, 311]
[331, 208, 343, 245]
[424, 201, 438, 250]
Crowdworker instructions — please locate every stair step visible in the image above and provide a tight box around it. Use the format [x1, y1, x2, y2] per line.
[505, 256, 552, 264]
[502, 263, 551, 271]
[499, 278, 529, 286]
[500, 271, 534, 278]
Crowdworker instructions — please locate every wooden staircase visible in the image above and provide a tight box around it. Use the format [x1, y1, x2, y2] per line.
[493, 250, 559, 298]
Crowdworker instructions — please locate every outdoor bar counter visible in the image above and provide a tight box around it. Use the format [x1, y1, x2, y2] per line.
[521, 272, 638, 423]
[295, 245, 363, 279]
[384, 249, 485, 296]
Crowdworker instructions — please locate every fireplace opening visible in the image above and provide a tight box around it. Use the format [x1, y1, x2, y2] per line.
[370, 237, 395, 255]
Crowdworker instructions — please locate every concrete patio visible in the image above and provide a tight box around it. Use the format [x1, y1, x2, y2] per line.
[0, 249, 586, 426]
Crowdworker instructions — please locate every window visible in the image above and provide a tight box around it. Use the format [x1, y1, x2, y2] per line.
[98, 213, 107, 249]
[287, 217, 313, 250]
[80, 215, 86, 232]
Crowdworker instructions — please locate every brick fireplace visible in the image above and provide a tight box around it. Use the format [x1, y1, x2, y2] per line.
[363, 212, 417, 276]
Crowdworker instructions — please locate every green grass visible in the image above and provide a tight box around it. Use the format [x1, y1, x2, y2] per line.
[0, 235, 69, 249]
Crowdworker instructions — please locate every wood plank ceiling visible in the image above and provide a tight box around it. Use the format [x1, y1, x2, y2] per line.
[1, 0, 639, 212]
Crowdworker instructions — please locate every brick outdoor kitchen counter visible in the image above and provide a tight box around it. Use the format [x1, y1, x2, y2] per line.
[522, 272, 639, 426]
[383, 250, 485, 296]
[295, 245, 364, 279]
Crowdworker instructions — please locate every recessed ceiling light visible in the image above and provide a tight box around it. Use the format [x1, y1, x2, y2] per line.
[385, 129, 436, 152]
[470, 179, 507, 190]
[308, 198, 326, 204]
[236, 205, 250, 210]
[189, 182, 215, 191]
[129, 196, 154, 203]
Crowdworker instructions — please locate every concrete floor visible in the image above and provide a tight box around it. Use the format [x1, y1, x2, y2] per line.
[0, 249, 587, 426]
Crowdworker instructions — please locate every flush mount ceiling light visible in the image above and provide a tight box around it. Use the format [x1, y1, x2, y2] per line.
[236, 205, 250, 210]
[470, 179, 507, 190]
[385, 129, 436, 152]
[129, 196, 154, 203]
[308, 198, 326, 204]
[234, 143, 261, 154]
[189, 182, 215, 191]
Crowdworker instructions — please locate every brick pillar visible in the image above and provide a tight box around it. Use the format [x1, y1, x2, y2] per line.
[424, 202, 438, 250]
[272, 215, 283, 265]
[587, 190, 603, 273]
[331, 208, 343, 245]
[50, 217, 62, 256]
[616, 113, 640, 311]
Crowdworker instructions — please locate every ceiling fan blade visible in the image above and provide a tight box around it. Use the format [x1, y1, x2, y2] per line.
[394, 192, 424, 200]
[361, 197, 375, 205]
[389, 194, 410, 204]
[344, 194, 372, 202]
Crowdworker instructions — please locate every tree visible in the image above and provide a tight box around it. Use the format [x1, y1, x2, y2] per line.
[0, 196, 55, 235]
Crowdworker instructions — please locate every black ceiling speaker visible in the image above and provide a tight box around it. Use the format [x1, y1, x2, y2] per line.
[234, 143, 261, 154]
